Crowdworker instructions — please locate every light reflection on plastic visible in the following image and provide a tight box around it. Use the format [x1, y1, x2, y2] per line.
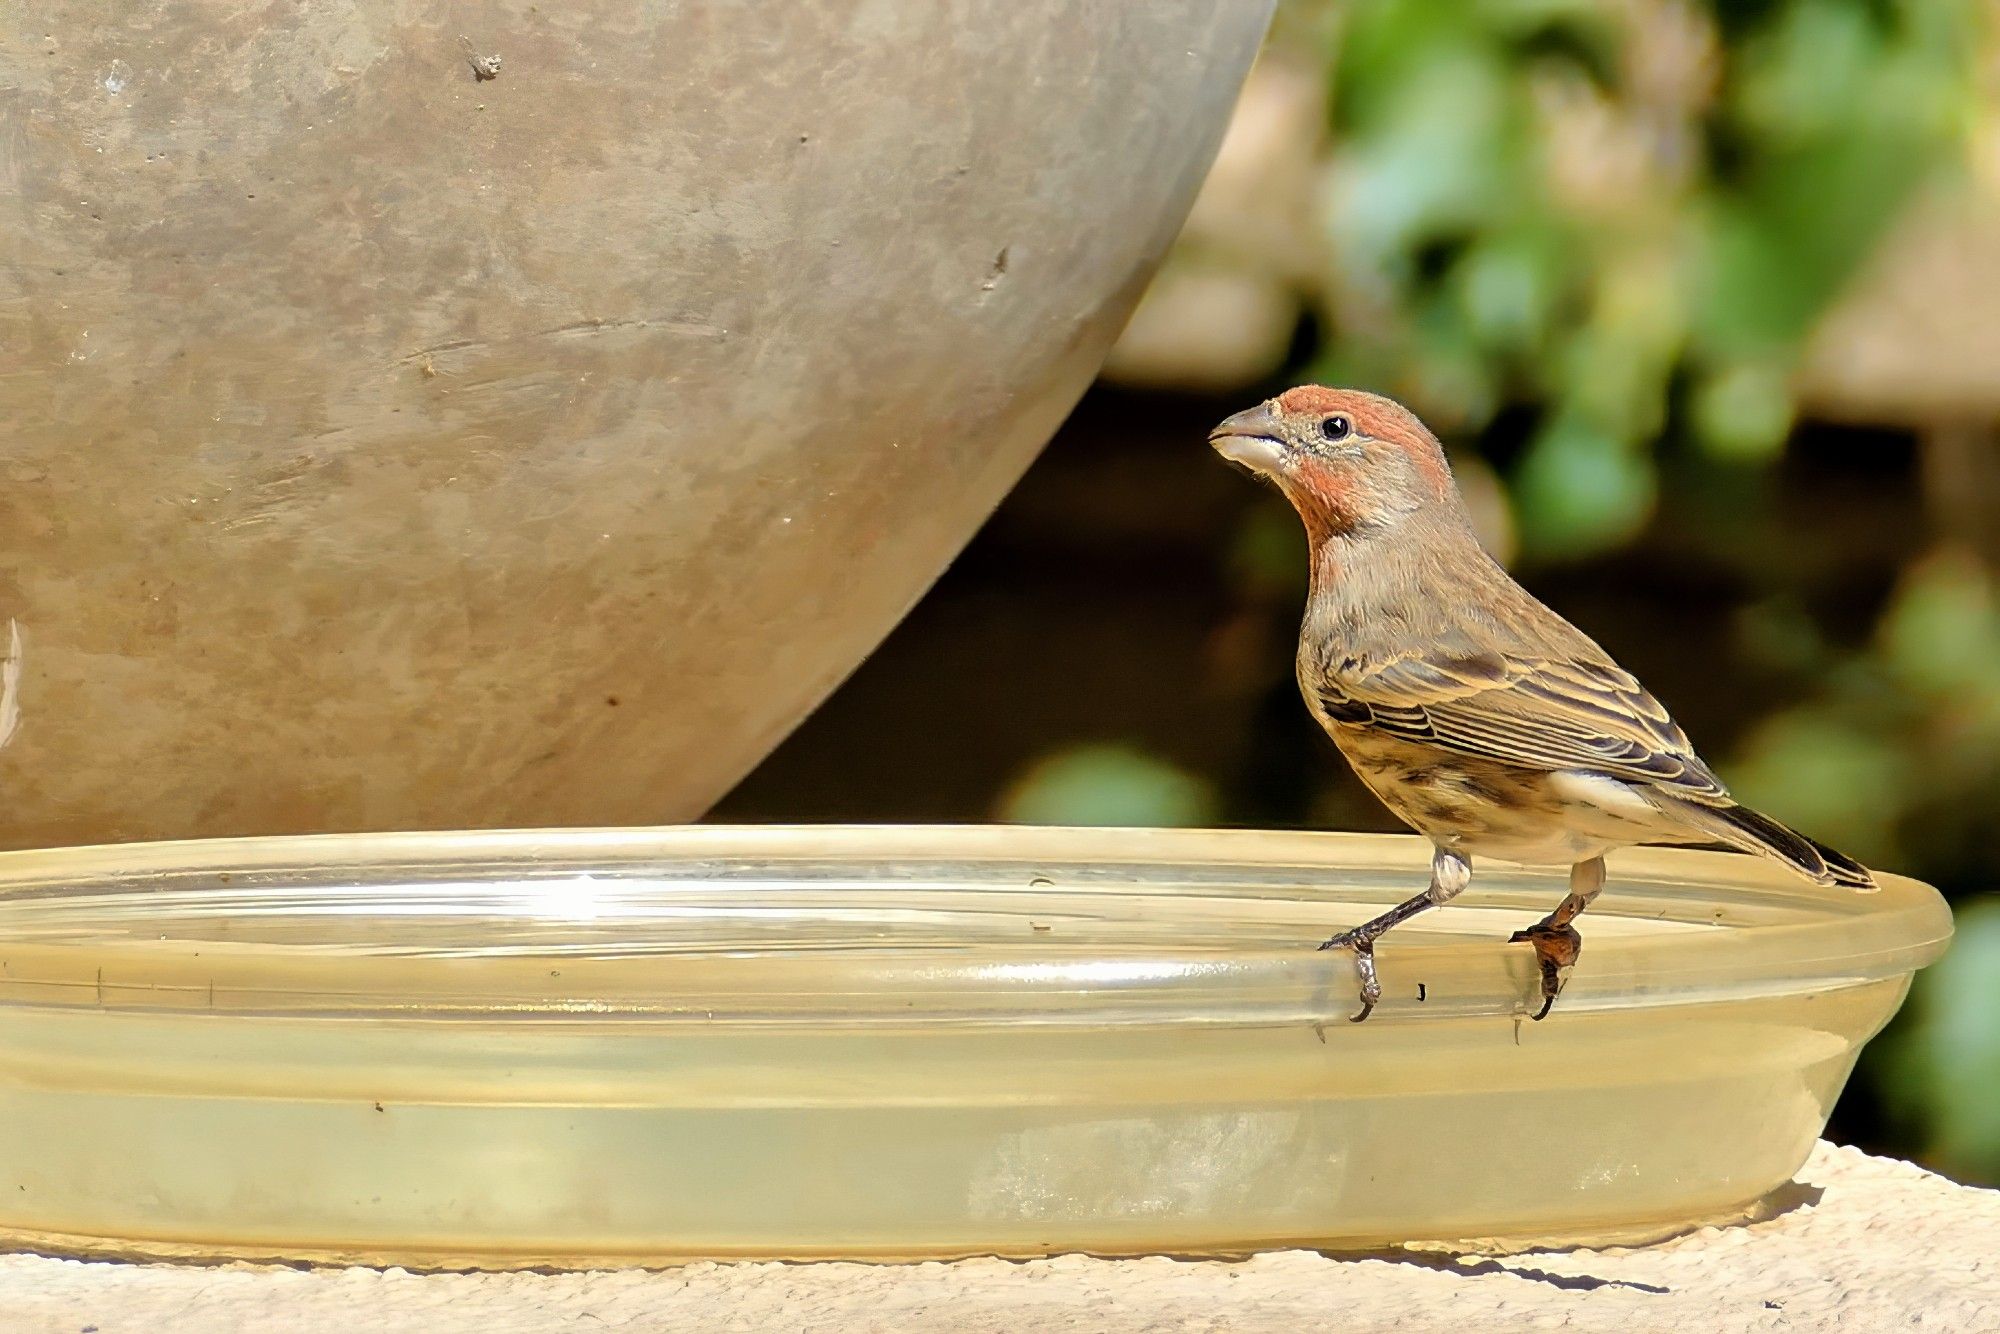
[523, 875, 608, 922]
[973, 959, 1223, 986]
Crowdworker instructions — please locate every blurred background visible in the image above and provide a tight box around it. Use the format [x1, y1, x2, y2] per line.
[718, 0, 2000, 1186]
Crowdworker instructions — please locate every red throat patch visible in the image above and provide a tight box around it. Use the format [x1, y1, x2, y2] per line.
[1285, 457, 1356, 546]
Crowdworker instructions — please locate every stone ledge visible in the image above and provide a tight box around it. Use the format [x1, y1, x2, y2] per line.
[4, 1142, 1994, 1333]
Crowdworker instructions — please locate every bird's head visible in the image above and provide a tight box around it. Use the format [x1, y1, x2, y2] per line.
[1208, 386, 1458, 541]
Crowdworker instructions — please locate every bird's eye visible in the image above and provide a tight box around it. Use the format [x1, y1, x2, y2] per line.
[1320, 415, 1352, 442]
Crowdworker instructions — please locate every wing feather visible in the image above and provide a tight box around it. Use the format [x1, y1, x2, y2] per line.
[1316, 646, 1728, 802]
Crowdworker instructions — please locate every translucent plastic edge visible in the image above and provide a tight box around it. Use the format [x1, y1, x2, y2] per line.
[0, 826, 1953, 1025]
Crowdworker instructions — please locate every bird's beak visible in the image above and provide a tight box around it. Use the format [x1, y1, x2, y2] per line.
[1207, 402, 1289, 475]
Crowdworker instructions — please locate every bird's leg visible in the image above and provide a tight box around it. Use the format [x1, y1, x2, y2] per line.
[1319, 847, 1470, 1023]
[1509, 856, 1605, 1021]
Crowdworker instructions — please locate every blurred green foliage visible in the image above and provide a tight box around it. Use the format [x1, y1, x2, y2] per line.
[1731, 553, 2000, 867]
[1310, 0, 1977, 557]
[999, 745, 1219, 828]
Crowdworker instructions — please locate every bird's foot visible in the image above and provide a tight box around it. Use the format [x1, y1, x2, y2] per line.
[1317, 927, 1384, 1023]
[1507, 919, 1581, 1020]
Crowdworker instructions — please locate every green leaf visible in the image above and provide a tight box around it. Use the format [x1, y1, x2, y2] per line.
[998, 745, 1219, 828]
[1724, 710, 1910, 861]
[1691, 363, 1795, 462]
[1880, 555, 2000, 699]
[1455, 230, 1564, 354]
[1511, 417, 1657, 558]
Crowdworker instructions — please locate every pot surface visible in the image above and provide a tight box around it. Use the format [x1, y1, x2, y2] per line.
[0, 2, 1272, 845]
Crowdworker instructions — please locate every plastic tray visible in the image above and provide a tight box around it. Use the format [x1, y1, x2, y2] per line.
[0, 826, 1952, 1266]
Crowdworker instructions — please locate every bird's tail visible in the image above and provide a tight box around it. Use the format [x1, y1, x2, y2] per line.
[1685, 801, 1877, 890]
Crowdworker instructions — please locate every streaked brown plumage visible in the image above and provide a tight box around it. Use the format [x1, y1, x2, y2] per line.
[1210, 386, 1874, 1021]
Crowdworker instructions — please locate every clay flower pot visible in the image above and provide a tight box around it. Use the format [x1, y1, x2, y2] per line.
[0, 2, 1273, 847]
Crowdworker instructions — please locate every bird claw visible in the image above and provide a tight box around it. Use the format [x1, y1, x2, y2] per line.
[1509, 920, 1582, 1021]
[1318, 929, 1383, 1023]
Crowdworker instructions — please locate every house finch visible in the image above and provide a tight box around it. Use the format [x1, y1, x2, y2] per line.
[1210, 386, 1875, 1022]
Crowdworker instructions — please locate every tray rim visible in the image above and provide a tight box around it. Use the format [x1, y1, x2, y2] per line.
[0, 825, 1953, 1026]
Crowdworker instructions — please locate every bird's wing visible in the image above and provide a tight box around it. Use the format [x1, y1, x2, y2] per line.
[1315, 647, 1730, 802]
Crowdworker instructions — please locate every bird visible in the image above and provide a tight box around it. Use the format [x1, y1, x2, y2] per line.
[1209, 385, 1875, 1022]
